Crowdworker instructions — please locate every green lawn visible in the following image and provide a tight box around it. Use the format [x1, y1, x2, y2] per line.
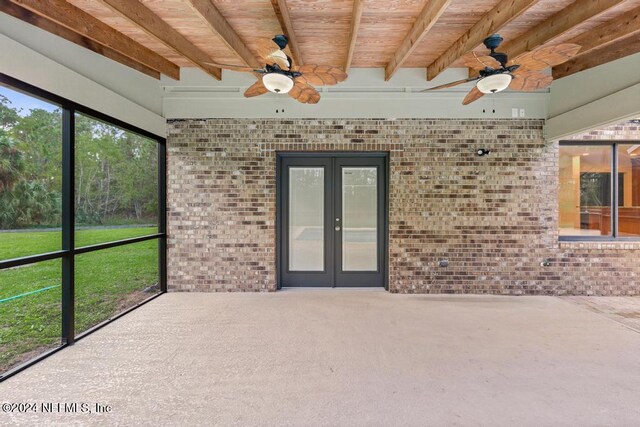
[0, 226, 158, 260]
[0, 227, 159, 373]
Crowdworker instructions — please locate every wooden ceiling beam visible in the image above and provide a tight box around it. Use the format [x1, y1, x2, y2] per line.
[187, 0, 261, 69]
[8, 0, 179, 80]
[344, 0, 364, 72]
[385, 0, 452, 81]
[1, 1, 160, 79]
[271, 0, 303, 66]
[427, 0, 538, 81]
[496, 0, 626, 67]
[553, 33, 640, 79]
[97, 0, 222, 80]
[563, 5, 640, 59]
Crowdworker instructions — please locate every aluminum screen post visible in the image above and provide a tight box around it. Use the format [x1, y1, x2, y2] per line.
[61, 108, 75, 345]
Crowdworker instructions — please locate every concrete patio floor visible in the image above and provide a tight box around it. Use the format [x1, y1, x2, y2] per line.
[1, 291, 640, 426]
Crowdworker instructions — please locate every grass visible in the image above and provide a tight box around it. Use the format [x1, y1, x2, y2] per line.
[0, 227, 159, 373]
[0, 226, 158, 260]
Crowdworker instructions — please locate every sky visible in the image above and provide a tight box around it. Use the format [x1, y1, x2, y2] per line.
[0, 85, 58, 116]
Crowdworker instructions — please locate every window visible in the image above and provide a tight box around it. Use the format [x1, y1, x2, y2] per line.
[0, 74, 166, 380]
[559, 142, 640, 239]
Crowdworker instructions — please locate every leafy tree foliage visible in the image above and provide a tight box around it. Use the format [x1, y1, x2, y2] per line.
[0, 94, 19, 129]
[0, 133, 23, 193]
[0, 92, 157, 229]
[0, 95, 23, 192]
[0, 181, 60, 228]
[75, 114, 158, 225]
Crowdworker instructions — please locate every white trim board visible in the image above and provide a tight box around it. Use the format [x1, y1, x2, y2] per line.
[162, 68, 548, 119]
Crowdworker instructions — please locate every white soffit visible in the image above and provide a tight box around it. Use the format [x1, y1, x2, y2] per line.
[547, 52, 640, 141]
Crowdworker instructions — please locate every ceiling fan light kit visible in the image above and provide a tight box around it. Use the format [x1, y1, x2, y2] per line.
[476, 73, 512, 94]
[262, 72, 294, 93]
[206, 35, 347, 104]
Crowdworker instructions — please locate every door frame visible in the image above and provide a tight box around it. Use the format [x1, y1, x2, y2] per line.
[276, 151, 389, 290]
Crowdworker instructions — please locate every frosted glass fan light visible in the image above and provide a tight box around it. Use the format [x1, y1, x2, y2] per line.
[476, 73, 512, 94]
[262, 73, 294, 94]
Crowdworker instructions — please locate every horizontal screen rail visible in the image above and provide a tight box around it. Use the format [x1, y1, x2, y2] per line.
[0, 234, 165, 270]
[74, 233, 165, 254]
[0, 250, 67, 270]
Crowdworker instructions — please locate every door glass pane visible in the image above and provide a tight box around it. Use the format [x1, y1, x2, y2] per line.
[342, 167, 377, 271]
[289, 167, 324, 271]
[617, 144, 640, 237]
[559, 146, 612, 237]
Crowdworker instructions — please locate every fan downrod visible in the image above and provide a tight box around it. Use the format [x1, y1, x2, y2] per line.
[482, 34, 508, 67]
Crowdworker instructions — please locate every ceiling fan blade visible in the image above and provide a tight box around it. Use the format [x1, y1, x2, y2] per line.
[271, 52, 291, 69]
[204, 62, 256, 72]
[289, 81, 321, 104]
[461, 51, 502, 70]
[294, 65, 348, 86]
[256, 38, 291, 69]
[509, 43, 581, 71]
[462, 87, 484, 105]
[421, 77, 478, 92]
[256, 37, 279, 60]
[509, 70, 553, 91]
[244, 79, 269, 98]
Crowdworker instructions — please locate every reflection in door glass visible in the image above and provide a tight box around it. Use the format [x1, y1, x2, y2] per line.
[342, 167, 377, 271]
[289, 167, 324, 271]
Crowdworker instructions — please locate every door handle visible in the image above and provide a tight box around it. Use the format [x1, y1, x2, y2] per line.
[335, 226, 341, 231]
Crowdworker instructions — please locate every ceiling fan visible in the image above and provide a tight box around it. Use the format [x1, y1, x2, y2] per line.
[423, 34, 581, 105]
[206, 35, 347, 104]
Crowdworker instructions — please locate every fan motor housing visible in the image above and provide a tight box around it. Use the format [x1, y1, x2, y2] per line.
[490, 52, 508, 66]
[264, 64, 301, 79]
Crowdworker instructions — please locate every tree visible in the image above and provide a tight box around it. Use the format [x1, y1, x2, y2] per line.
[0, 94, 19, 130]
[0, 134, 24, 192]
[0, 95, 23, 192]
[0, 95, 60, 228]
[12, 108, 62, 191]
[0, 94, 158, 229]
[75, 114, 157, 225]
[0, 181, 59, 228]
[114, 132, 158, 219]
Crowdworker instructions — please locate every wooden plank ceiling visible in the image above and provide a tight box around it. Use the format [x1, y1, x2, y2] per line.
[3, 0, 640, 82]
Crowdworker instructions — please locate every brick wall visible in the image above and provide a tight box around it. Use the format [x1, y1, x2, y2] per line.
[166, 118, 640, 295]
